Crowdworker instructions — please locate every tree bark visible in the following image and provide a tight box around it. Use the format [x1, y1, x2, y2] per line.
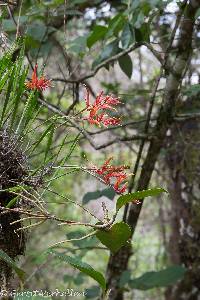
[165, 109, 200, 299]
[105, 1, 200, 299]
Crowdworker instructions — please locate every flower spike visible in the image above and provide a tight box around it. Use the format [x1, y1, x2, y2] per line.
[83, 88, 122, 128]
[26, 64, 51, 91]
[93, 157, 130, 194]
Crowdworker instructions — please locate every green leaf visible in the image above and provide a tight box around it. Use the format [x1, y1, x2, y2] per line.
[2, 19, 17, 32]
[63, 274, 73, 283]
[44, 124, 55, 162]
[135, 23, 150, 42]
[118, 54, 133, 78]
[119, 270, 132, 288]
[29, 121, 55, 155]
[121, 23, 135, 49]
[0, 250, 26, 280]
[26, 24, 47, 42]
[50, 251, 106, 290]
[6, 196, 20, 208]
[129, 265, 186, 290]
[85, 286, 101, 299]
[116, 188, 167, 211]
[106, 13, 126, 38]
[96, 222, 131, 253]
[134, 11, 145, 29]
[87, 25, 107, 48]
[0, 66, 15, 126]
[100, 39, 120, 62]
[183, 84, 200, 97]
[82, 188, 115, 204]
[195, 7, 200, 19]
[68, 36, 87, 56]
[15, 91, 38, 134]
[66, 230, 98, 248]
[74, 273, 85, 285]
[10, 67, 29, 129]
[92, 39, 121, 69]
[0, 72, 9, 95]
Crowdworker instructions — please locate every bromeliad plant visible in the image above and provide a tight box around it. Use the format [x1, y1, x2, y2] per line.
[0, 43, 167, 296]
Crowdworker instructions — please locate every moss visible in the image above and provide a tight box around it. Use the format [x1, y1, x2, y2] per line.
[0, 130, 43, 290]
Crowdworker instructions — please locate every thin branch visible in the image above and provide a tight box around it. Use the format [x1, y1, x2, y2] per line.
[37, 96, 149, 150]
[52, 42, 168, 84]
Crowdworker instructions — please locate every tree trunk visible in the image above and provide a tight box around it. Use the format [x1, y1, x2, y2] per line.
[105, 1, 200, 299]
[165, 113, 200, 299]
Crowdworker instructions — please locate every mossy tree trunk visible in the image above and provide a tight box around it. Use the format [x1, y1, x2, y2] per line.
[165, 113, 200, 299]
[0, 131, 27, 293]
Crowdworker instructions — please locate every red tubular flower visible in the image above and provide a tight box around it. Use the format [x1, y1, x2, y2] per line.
[102, 117, 121, 127]
[83, 88, 121, 127]
[93, 157, 129, 194]
[26, 64, 51, 91]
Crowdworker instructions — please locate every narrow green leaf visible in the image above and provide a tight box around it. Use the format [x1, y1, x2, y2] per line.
[129, 265, 186, 290]
[116, 188, 167, 211]
[29, 123, 54, 155]
[118, 54, 133, 78]
[6, 196, 20, 208]
[0, 72, 9, 95]
[64, 133, 80, 163]
[0, 250, 26, 280]
[10, 67, 29, 129]
[0, 66, 15, 125]
[50, 251, 106, 290]
[96, 222, 131, 253]
[15, 91, 36, 134]
[44, 124, 55, 162]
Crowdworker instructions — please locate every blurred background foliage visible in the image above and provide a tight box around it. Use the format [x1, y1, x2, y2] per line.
[0, 0, 200, 299]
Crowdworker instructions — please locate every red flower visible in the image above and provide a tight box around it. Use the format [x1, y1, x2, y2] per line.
[26, 64, 51, 91]
[94, 157, 129, 194]
[102, 117, 121, 127]
[83, 88, 121, 127]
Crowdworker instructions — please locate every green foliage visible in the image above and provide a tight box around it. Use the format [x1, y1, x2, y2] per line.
[121, 23, 135, 49]
[93, 39, 121, 68]
[87, 25, 108, 48]
[119, 270, 132, 288]
[50, 251, 106, 290]
[0, 3, 189, 298]
[135, 24, 150, 42]
[116, 188, 167, 211]
[85, 286, 101, 299]
[96, 222, 131, 253]
[68, 36, 88, 56]
[0, 250, 26, 280]
[129, 265, 186, 290]
[118, 54, 133, 78]
[82, 188, 115, 204]
[183, 84, 200, 97]
[66, 230, 99, 248]
[105, 13, 126, 39]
